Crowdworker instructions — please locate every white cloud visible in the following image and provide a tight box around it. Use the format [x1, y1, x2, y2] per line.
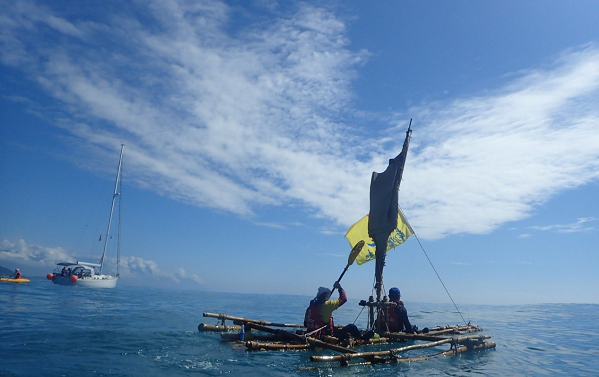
[119, 255, 165, 276]
[175, 268, 204, 285]
[2, 1, 599, 243]
[402, 47, 599, 238]
[315, 253, 345, 258]
[529, 217, 597, 233]
[175, 267, 187, 279]
[0, 239, 71, 267]
[254, 222, 288, 230]
[451, 262, 471, 266]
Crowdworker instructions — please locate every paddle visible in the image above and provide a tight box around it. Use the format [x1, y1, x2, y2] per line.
[330, 240, 365, 295]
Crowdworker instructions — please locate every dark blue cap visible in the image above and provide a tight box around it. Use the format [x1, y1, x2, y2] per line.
[389, 287, 401, 298]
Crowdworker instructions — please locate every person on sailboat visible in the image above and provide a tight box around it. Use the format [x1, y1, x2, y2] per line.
[304, 281, 373, 341]
[10, 269, 22, 279]
[386, 287, 420, 333]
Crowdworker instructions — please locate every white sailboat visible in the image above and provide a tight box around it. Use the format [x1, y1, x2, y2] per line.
[47, 145, 124, 288]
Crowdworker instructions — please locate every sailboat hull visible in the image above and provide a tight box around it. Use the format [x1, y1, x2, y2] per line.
[51, 274, 118, 288]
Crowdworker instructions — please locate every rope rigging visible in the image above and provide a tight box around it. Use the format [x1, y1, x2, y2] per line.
[410, 228, 468, 326]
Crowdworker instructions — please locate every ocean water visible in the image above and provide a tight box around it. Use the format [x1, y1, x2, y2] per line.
[1, 278, 598, 376]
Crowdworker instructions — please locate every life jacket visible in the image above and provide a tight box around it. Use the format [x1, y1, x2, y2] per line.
[387, 303, 401, 332]
[15, 271, 22, 279]
[304, 304, 334, 336]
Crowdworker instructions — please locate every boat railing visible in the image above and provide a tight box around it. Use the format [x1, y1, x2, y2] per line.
[77, 261, 101, 267]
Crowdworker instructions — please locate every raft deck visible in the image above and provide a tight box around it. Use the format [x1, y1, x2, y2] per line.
[198, 312, 496, 367]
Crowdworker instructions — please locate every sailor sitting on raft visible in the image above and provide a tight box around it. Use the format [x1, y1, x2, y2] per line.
[304, 281, 374, 341]
[385, 287, 428, 334]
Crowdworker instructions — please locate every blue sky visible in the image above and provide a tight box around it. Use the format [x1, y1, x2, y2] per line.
[1, 0, 598, 305]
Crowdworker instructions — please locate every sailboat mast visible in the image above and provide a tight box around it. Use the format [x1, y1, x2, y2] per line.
[116, 159, 123, 277]
[100, 144, 125, 275]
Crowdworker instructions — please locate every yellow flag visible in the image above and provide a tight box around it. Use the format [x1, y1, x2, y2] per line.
[345, 209, 413, 265]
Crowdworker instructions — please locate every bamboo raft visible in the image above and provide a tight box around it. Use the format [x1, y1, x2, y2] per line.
[198, 312, 496, 367]
[198, 125, 496, 368]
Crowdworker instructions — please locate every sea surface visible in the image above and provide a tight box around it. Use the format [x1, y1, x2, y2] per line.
[1, 278, 598, 376]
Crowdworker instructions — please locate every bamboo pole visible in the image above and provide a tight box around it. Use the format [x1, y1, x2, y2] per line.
[243, 323, 311, 351]
[240, 330, 391, 351]
[391, 341, 497, 363]
[427, 328, 476, 335]
[220, 332, 280, 342]
[381, 333, 451, 342]
[364, 337, 389, 345]
[380, 324, 482, 340]
[246, 322, 306, 343]
[198, 323, 241, 332]
[307, 337, 391, 365]
[246, 341, 311, 351]
[310, 338, 452, 363]
[426, 324, 482, 333]
[202, 312, 305, 328]
[303, 341, 496, 368]
[310, 335, 491, 363]
[307, 337, 358, 354]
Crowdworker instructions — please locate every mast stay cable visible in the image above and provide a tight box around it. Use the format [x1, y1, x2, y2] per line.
[406, 217, 468, 325]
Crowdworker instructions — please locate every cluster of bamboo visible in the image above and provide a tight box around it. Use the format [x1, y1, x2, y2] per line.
[199, 312, 495, 368]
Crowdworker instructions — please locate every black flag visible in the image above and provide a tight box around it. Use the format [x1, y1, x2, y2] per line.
[368, 123, 412, 302]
